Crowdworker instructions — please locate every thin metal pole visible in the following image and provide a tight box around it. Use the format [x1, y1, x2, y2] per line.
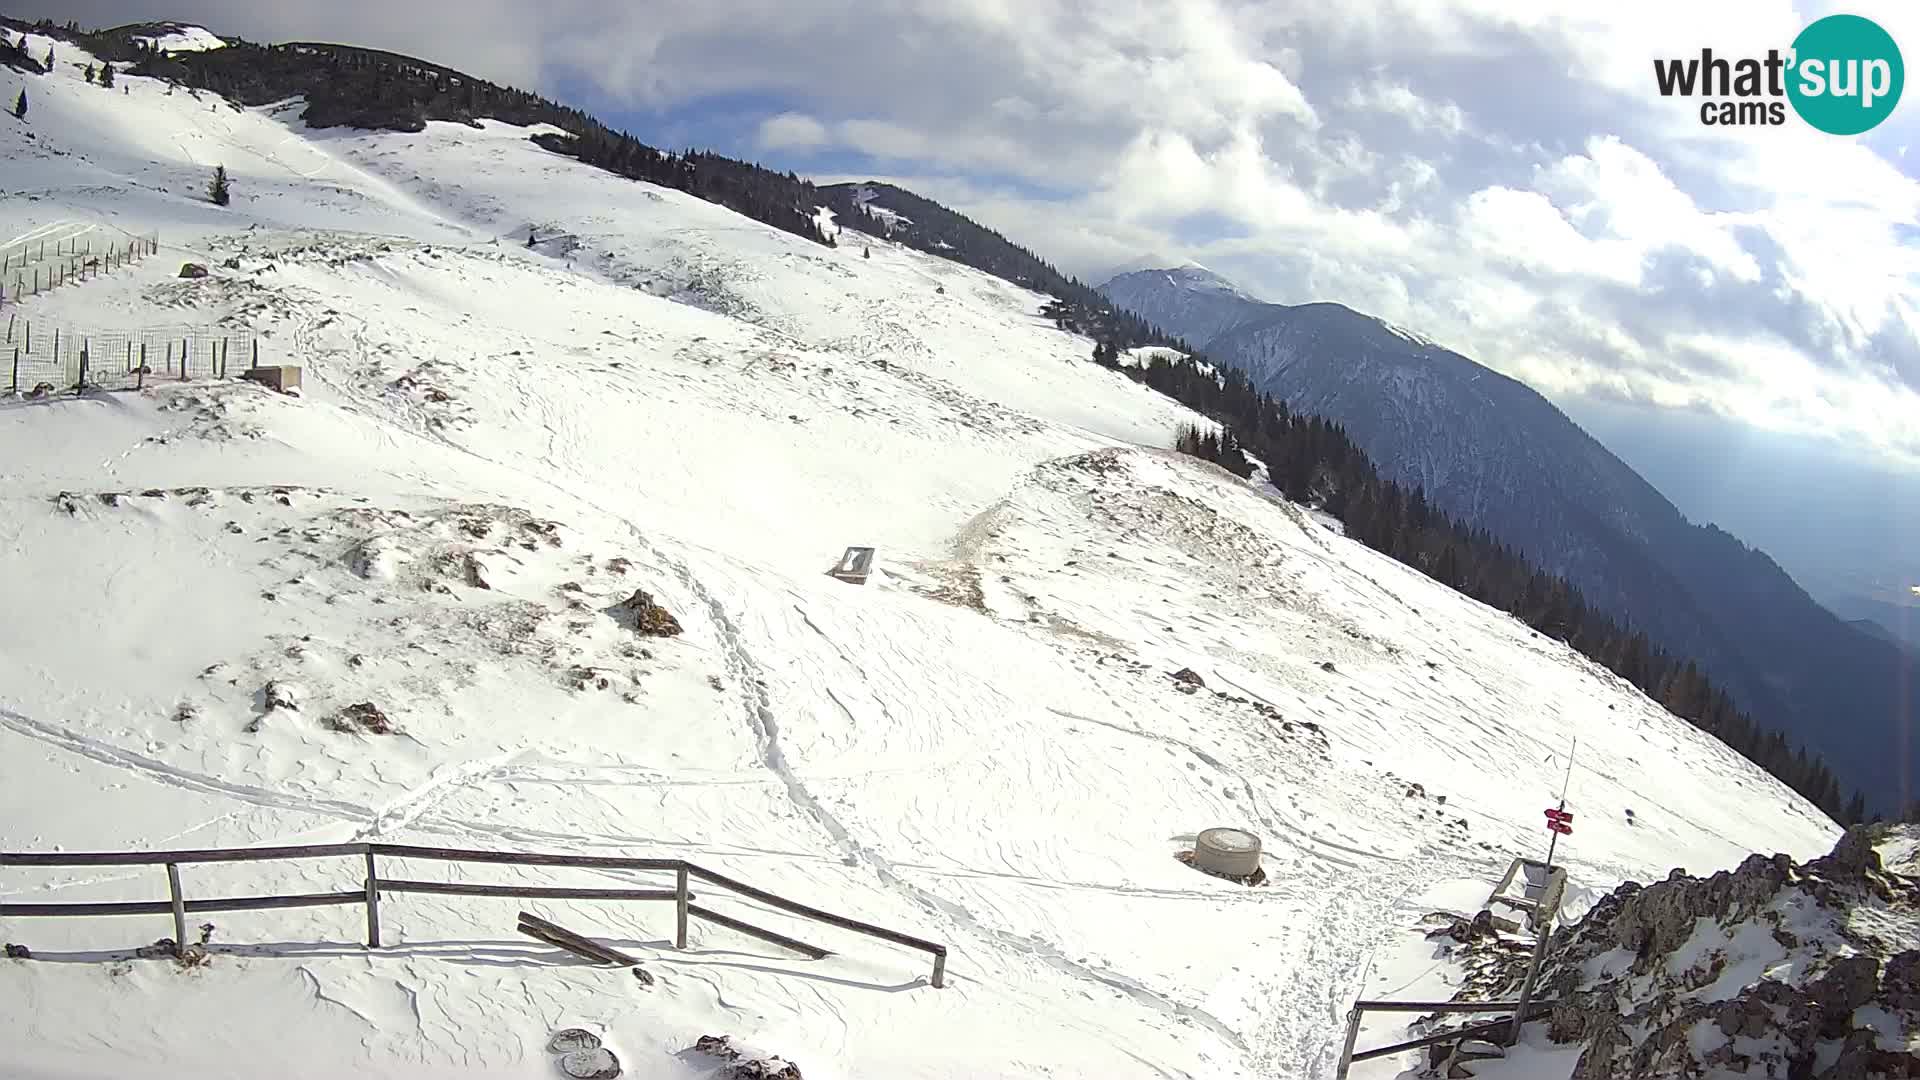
[166, 863, 187, 957]
[1544, 737, 1576, 869]
[1335, 1005, 1363, 1080]
[674, 865, 689, 949]
[364, 850, 381, 948]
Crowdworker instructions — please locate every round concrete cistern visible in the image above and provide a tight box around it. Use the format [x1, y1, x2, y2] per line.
[1194, 827, 1262, 878]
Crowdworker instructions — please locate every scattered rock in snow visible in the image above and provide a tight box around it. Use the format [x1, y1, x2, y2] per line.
[263, 681, 299, 712]
[688, 1036, 803, 1080]
[1425, 909, 1500, 944]
[1319, 661, 1338, 673]
[567, 666, 613, 692]
[1458, 825, 1920, 1079]
[547, 1030, 602, 1054]
[615, 589, 682, 637]
[1170, 667, 1206, 688]
[178, 263, 209, 279]
[559, 1049, 620, 1079]
[172, 702, 199, 724]
[325, 702, 393, 735]
[631, 966, 654, 987]
[4, 943, 30, 960]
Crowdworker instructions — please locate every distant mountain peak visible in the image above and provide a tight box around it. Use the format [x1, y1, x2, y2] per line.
[1103, 263, 1252, 300]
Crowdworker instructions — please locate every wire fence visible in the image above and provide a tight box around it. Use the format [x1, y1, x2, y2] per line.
[2, 318, 261, 395]
[0, 231, 162, 309]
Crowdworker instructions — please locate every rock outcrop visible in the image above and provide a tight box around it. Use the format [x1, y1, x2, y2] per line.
[1473, 825, 1920, 1079]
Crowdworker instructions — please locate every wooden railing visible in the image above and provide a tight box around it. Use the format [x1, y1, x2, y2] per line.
[1334, 997, 1556, 1077]
[0, 842, 947, 988]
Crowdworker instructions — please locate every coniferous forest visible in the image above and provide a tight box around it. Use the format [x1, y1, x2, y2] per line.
[13, 14, 1888, 825]
[1130, 351, 1869, 824]
[12, 26, 843, 250]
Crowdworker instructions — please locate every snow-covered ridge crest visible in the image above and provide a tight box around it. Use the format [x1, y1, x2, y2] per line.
[0, 37, 1842, 1080]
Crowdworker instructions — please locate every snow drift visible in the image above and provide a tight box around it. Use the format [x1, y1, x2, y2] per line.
[0, 30, 1843, 1080]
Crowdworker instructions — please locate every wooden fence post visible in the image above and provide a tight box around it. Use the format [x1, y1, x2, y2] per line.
[931, 949, 946, 989]
[251, 339, 259, 371]
[11, 347, 17, 394]
[675, 865, 690, 949]
[166, 863, 187, 958]
[138, 343, 146, 390]
[1335, 1006, 1363, 1080]
[364, 849, 382, 948]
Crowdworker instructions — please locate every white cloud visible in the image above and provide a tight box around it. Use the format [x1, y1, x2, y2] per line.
[1343, 80, 1467, 136]
[33, 0, 1920, 459]
[756, 112, 829, 151]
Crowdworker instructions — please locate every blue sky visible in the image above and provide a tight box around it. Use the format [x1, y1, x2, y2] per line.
[26, 0, 1920, 605]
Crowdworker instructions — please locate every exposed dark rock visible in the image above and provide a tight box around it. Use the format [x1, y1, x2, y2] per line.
[1465, 828, 1920, 1079]
[688, 1036, 803, 1080]
[1170, 667, 1205, 688]
[617, 590, 682, 637]
[547, 1029, 601, 1054]
[263, 680, 298, 712]
[4, 943, 29, 959]
[178, 262, 209, 279]
[326, 702, 393, 735]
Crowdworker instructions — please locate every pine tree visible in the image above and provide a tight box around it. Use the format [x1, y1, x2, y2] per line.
[208, 164, 231, 206]
[43, 47, 53, 71]
[83, 63, 95, 84]
[98, 63, 114, 89]
[12, 88, 24, 120]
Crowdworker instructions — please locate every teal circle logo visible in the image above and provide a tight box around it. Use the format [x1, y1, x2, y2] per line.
[1787, 14, 1903, 135]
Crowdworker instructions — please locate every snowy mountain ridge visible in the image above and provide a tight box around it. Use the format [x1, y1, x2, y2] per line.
[0, 26, 1845, 1080]
[1097, 266, 1915, 819]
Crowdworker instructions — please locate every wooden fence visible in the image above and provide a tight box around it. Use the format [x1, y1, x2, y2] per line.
[0, 841, 948, 988]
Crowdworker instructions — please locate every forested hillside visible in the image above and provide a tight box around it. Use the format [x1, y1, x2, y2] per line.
[1132, 351, 1871, 824]
[3, 16, 838, 250]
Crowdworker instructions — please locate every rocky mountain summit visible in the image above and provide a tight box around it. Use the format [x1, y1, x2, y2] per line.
[1472, 826, 1919, 1078]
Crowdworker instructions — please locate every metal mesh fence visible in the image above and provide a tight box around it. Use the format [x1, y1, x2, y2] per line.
[1, 319, 260, 394]
[0, 232, 161, 308]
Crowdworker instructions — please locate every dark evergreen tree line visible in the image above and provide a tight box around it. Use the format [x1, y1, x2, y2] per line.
[819, 184, 1184, 351]
[83, 35, 838, 248]
[1136, 351, 1867, 824]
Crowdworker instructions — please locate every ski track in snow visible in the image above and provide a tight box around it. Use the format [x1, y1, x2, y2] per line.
[0, 53, 1847, 1079]
[0, 706, 375, 826]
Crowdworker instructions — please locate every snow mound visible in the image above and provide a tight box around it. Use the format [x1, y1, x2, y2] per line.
[131, 24, 226, 53]
[0, 38, 1845, 1080]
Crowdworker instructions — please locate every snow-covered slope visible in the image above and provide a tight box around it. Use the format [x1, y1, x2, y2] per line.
[1096, 267, 1913, 819]
[1099, 265, 1267, 351]
[1, 35, 1840, 1080]
[127, 23, 227, 54]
